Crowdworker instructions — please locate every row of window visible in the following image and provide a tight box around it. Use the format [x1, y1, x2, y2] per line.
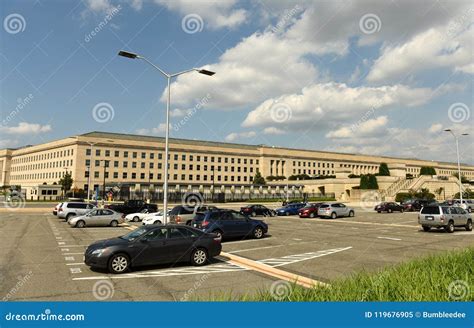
[87, 149, 259, 165]
[11, 160, 73, 172]
[11, 149, 74, 164]
[10, 171, 68, 181]
[85, 171, 254, 182]
[292, 169, 336, 175]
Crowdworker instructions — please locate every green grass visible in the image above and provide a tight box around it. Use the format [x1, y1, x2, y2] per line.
[207, 248, 474, 301]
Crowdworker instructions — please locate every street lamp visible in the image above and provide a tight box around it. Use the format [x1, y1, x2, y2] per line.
[118, 50, 215, 223]
[444, 129, 469, 204]
[86, 142, 97, 202]
[102, 160, 109, 201]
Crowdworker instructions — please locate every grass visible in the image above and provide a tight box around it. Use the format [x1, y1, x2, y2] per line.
[206, 248, 474, 301]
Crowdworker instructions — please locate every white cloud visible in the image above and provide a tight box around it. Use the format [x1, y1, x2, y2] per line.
[428, 123, 443, 134]
[263, 127, 286, 135]
[170, 108, 192, 117]
[85, 0, 115, 12]
[136, 123, 171, 135]
[367, 24, 474, 83]
[326, 116, 388, 138]
[155, 0, 246, 29]
[0, 122, 51, 135]
[224, 131, 256, 142]
[242, 83, 436, 130]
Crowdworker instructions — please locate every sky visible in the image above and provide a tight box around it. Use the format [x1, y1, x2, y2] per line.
[0, 0, 473, 164]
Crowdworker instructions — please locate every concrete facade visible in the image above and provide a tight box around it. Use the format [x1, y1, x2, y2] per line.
[1, 131, 473, 200]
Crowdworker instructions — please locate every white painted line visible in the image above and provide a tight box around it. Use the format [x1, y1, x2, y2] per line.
[225, 238, 277, 245]
[66, 263, 85, 266]
[57, 242, 65, 245]
[61, 248, 70, 252]
[65, 256, 75, 261]
[292, 238, 302, 241]
[63, 252, 84, 255]
[377, 236, 402, 241]
[70, 268, 82, 274]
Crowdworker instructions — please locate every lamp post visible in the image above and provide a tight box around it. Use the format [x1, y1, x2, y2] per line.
[444, 129, 469, 204]
[86, 142, 97, 202]
[102, 160, 109, 201]
[118, 50, 215, 223]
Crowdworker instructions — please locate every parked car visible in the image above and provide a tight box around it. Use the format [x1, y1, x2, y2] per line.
[276, 203, 306, 216]
[418, 205, 472, 233]
[105, 200, 158, 215]
[298, 203, 323, 218]
[57, 202, 96, 220]
[68, 209, 124, 228]
[402, 199, 435, 212]
[282, 200, 301, 206]
[84, 225, 222, 273]
[453, 199, 474, 213]
[240, 204, 276, 217]
[374, 202, 404, 213]
[142, 212, 165, 225]
[169, 205, 218, 225]
[52, 202, 63, 216]
[191, 209, 268, 239]
[125, 209, 156, 222]
[318, 203, 355, 219]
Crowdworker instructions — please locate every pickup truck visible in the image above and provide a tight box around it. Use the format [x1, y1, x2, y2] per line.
[105, 200, 158, 215]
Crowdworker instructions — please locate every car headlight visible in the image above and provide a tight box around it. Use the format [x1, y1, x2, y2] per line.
[91, 249, 106, 257]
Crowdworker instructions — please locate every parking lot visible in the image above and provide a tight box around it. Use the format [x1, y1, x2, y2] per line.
[1, 206, 473, 301]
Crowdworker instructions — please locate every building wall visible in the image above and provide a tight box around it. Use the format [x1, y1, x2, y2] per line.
[1, 132, 473, 196]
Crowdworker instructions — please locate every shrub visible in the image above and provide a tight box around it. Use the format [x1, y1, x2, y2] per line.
[378, 163, 390, 176]
[419, 166, 436, 176]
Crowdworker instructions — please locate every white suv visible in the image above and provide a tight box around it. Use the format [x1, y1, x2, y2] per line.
[57, 202, 96, 220]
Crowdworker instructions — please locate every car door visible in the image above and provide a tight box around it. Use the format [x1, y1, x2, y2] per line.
[98, 209, 115, 226]
[165, 227, 195, 263]
[230, 211, 252, 237]
[133, 227, 169, 266]
[85, 209, 101, 226]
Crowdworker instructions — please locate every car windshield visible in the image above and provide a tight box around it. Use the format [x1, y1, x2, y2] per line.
[421, 206, 440, 215]
[319, 204, 329, 208]
[121, 227, 148, 241]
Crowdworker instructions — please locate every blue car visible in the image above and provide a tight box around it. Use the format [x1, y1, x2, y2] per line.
[276, 203, 306, 216]
[191, 209, 268, 239]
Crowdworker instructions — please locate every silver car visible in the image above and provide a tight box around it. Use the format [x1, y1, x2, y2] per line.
[68, 209, 124, 228]
[453, 199, 474, 213]
[58, 202, 96, 220]
[419, 205, 472, 233]
[317, 203, 355, 219]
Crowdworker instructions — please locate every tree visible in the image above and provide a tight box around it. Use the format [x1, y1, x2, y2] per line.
[58, 173, 73, 194]
[360, 174, 379, 189]
[419, 166, 436, 175]
[253, 170, 266, 185]
[378, 163, 390, 176]
[452, 172, 469, 184]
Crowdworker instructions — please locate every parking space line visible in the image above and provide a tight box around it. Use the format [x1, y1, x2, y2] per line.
[66, 263, 85, 266]
[377, 236, 402, 241]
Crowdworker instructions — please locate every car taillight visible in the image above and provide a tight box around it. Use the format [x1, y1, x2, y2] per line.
[202, 220, 209, 227]
[213, 236, 221, 243]
[440, 215, 445, 222]
[176, 216, 182, 223]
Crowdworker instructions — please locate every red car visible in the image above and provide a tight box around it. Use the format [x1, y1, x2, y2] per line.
[298, 203, 322, 218]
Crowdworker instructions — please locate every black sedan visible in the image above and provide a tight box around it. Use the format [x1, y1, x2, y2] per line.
[84, 225, 222, 274]
[374, 202, 404, 213]
[240, 204, 276, 217]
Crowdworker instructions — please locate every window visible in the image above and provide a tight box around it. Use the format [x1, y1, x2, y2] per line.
[113, 172, 118, 179]
[94, 172, 99, 178]
[181, 174, 185, 180]
[85, 159, 90, 166]
[95, 149, 101, 156]
[132, 173, 136, 179]
[84, 171, 89, 178]
[144, 228, 167, 241]
[174, 164, 178, 169]
[105, 150, 110, 157]
[86, 149, 91, 156]
[132, 162, 137, 168]
[114, 150, 119, 157]
[149, 163, 154, 169]
[158, 153, 162, 160]
[123, 161, 128, 168]
[149, 173, 154, 180]
[104, 172, 109, 178]
[124, 151, 128, 158]
[141, 152, 146, 159]
[123, 172, 128, 179]
[182, 154, 186, 160]
[141, 163, 145, 169]
[140, 173, 145, 179]
[114, 161, 119, 168]
[189, 155, 193, 161]
[133, 152, 137, 158]
[95, 160, 100, 166]
[150, 153, 154, 159]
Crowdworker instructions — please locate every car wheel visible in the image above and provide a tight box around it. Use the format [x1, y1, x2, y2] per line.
[75, 220, 85, 228]
[445, 221, 455, 233]
[110, 220, 118, 227]
[133, 216, 139, 222]
[154, 220, 162, 225]
[331, 212, 337, 219]
[270, 211, 276, 217]
[466, 219, 473, 232]
[251, 211, 257, 217]
[348, 210, 354, 217]
[212, 230, 223, 238]
[422, 226, 431, 232]
[377, 211, 381, 213]
[253, 226, 264, 239]
[66, 213, 75, 221]
[309, 212, 315, 218]
[286, 212, 290, 216]
[191, 248, 208, 266]
[400, 208, 404, 213]
[108, 253, 130, 274]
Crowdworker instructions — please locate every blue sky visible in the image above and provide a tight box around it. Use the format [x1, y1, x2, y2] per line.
[1, 0, 473, 164]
